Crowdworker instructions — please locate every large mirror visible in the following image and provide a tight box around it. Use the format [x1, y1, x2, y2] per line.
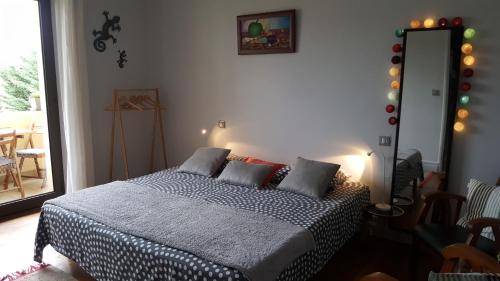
[391, 27, 464, 205]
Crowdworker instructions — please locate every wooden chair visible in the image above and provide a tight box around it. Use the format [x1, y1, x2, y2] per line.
[361, 272, 399, 281]
[0, 131, 25, 198]
[16, 122, 45, 180]
[360, 244, 500, 281]
[440, 243, 500, 273]
[413, 191, 500, 258]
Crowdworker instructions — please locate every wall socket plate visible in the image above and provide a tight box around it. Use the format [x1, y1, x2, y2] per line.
[379, 136, 391, 146]
[218, 120, 226, 128]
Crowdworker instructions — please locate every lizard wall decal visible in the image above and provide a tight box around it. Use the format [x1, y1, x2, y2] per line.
[117, 50, 128, 68]
[92, 11, 121, 52]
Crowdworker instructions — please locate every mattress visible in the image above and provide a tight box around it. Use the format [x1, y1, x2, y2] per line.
[34, 168, 369, 281]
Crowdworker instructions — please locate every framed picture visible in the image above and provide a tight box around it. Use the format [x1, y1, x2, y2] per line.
[237, 10, 296, 55]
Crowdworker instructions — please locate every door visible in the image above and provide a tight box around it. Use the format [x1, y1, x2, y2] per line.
[0, 0, 64, 217]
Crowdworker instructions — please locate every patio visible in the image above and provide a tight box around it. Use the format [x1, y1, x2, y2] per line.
[0, 111, 53, 204]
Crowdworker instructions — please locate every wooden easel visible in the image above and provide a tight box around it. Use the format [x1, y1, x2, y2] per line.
[106, 88, 167, 181]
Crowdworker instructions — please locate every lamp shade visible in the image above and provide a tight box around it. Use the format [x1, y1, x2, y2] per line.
[454, 121, 465, 132]
[461, 43, 473, 55]
[463, 56, 475, 66]
[391, 56, 401, 64]
[457, 109, 469, 119]
[423, 18, 435, 28]
[463, 68, 474, 78]
[387, 91, 398, 101]
[464, 28, 476, 40]
[410, 20, 421, 28]
[392, 43, 402, 53]
[395, 29, 405, 37]
[452, 17, 463, 27]
[438, 18, 448, 27]
[460, 95, 470, 105]
[389, 67, 400, 77]
[462, 82, 472, 91]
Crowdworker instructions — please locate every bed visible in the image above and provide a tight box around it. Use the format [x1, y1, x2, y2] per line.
[34, 167, 369, 281]
[394, 149, 424, 197]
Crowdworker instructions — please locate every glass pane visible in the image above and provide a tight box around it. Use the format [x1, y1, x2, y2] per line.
[0, 0, 54, 204]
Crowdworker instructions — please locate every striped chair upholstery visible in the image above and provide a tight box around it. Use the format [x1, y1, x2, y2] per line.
[428, 273, 500, 281]
[457, 179, 500, 240]
[0, 157, 16, 171]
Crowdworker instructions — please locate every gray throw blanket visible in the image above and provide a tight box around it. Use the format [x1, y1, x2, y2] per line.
[45, 181, 316, 281]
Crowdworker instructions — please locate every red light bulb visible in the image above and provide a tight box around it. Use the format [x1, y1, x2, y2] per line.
[386, 104, 396, 113]
[463, 68, 474, 78]
[438, 18, 448, 27]
[452, 17, 463, 27]
[462, 82, 472, 91]
[391, 56, 401, 64]
[388, 116, 398, 125]
[392, 44, 402, 53]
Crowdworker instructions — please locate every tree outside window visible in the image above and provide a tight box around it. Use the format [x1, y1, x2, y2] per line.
[0, 53, 39, 111]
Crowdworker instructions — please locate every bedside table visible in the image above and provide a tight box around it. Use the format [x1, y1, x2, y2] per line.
[363, 204, 411, 242]
[366, 205, 404, 217]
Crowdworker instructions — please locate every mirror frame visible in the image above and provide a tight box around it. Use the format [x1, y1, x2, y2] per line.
[390, 26, 464, 202]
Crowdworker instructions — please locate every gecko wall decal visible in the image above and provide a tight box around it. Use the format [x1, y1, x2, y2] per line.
[92, 11, 121, 52]
[117, 50, 128, 68]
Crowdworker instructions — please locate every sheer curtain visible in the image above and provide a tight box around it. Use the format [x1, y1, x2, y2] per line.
[52, 0, 95, 192]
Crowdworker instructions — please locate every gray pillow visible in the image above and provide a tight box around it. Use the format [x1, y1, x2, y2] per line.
[178, 147, 231, 177]
[277, 157, 341, 198]
[217, 161, 273, 188]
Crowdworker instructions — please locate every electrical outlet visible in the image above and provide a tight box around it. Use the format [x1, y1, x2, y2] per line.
[379, 136, 391, 146]
[218, 120, 226, 128]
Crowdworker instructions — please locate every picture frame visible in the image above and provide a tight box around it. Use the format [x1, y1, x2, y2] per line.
[237, 10, 296, 55]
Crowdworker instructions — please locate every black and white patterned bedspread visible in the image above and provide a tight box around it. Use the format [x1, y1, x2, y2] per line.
[35, 168, 370, 281]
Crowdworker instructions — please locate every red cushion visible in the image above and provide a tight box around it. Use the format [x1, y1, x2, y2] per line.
[245, 157, 286, 186]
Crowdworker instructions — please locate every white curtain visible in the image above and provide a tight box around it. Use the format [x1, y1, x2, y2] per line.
[52, 0, 95, 192]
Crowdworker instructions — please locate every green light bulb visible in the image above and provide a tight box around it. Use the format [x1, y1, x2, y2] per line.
[395, 28, 405, 38]
[388, 91, 398, 101]
[460, 95, 470, 105]
[464, 28, 476, 40]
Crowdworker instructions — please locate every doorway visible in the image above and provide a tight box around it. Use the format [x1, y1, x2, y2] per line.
[0, 0, 64, 217]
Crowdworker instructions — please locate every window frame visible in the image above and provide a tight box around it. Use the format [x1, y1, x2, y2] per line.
[0, 0, 65, 218]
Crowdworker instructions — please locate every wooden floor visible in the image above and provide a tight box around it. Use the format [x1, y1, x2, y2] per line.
[0, 177, 53, 205]
[0, 211, 431, 281]
[0, 210, 94, 280]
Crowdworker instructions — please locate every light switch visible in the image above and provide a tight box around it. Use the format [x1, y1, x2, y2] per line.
[379, 136, 391, 146]
[218, 120, 226, 128]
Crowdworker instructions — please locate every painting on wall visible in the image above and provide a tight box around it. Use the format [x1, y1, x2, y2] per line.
[237, 10, 296, 55]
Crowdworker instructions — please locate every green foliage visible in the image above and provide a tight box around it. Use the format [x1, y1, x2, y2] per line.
[0, 53, 39, 111]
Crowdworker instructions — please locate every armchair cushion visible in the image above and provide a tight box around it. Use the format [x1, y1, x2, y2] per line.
[415, 223, 497, 257]
[457, 179, 499, 240]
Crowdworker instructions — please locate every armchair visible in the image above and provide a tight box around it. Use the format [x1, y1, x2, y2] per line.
[440, 243, 500, 273]
[360, 243, 500, 281]
[414, 190, 500, 260]
[360, 272, 399, 281]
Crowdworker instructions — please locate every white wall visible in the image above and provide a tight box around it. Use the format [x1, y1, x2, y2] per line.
[80, 0, 500, 201]
[140, 0, 500, 202]
[83, 0, 156, 183]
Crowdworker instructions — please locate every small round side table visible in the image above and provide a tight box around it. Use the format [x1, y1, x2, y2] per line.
[366, 204, 405, 217]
